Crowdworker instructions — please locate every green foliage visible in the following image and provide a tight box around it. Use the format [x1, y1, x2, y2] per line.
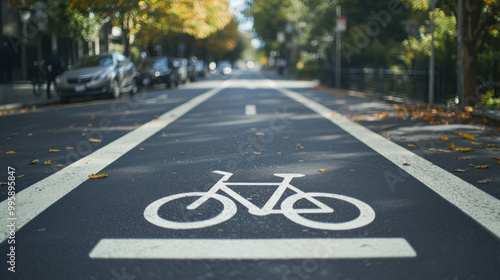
[480, 90, 500, 109]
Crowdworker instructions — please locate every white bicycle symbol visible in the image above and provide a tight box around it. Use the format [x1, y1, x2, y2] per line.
[144, 171, 375, 231]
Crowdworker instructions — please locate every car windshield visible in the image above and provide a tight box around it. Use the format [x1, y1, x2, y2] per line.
[137, 58, 166, 71]
[74, 55, 113, 68]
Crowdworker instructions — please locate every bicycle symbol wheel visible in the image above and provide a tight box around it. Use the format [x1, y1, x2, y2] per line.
[281, 192, 376, 230]
[144, 192, 237, 230]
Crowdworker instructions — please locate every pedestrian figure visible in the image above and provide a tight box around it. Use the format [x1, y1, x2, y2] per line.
[0, 41, 13, 84]
[45, 50, 62, 98]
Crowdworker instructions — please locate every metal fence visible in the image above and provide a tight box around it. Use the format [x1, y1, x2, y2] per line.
[320, 66, 458, 104]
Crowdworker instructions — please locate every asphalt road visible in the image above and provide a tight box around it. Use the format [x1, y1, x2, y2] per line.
[1, 70, 499, 279]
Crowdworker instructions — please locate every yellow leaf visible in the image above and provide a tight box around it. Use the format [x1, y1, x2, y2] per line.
[28, 159, 39, 165]
[6, 151, 16, 154]
[462, 133, 477, 140]
[428, 148, 435, 151]
[448, 142, 455, 150]
[421, 138, 428, 141]
[487, 144, 498, 147]
[44, 160, 52, 165]
[318, 169, 326, 173]
[253, 152, 261, 155]
[88, 138, 102, 143]
[486, 148, 500, 151]
[179, 152, 185, 155]
[472, 165, 489, 169]
[88, 173, 108, 179]
[407, 144, 416, 148]
[49, 149, 61, 153]
[139, 148, 145, 151]
[438, 136, 449, 141]
[57, 165, 64, 168]
[16, 175, 24, 178]
[453, 131, 463, 136]
[255, 132, 265, 136]
[66, 147, 74, 150]
[454, 147, 474, 152]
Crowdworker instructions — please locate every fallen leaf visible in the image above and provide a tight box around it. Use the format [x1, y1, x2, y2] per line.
[491, 137, 498, 140]
[407, 144, 416, 148]
[68, 123, 76, 128]
[276, 152, 282, 155]
[438, 136, 449, 141]
[454, 169, 468, 173]
[161, 132, 168, 137]
[456, 157, 470, 160]
[462, 133, 478, 140]
[470, 142, 482, 145]
[454, 147, 474, 152]
[27, 133, 32, 136]
[88, 173, 108, 179]
[318, 169, 326, 173]
[453, 131, 463, 136]
[171, 172, 178, 175]
[6, 151, 16, 154]
[295, 143, 304, 149]
[57, 165, 64, 168]
[90, 115, 96, 120]
[44, 160, 52, 165]
[470, 165, 489, 169]
[253, 152, 261, 155]
[49, 149, 60, 153]
[400, 137, 407, 140]
[402, 163, 410, 166]
[428, 148, 435, 151]
[487, 144, 498, 147]
[179, 152, 185, 155]
[66, 147, 74, 150]
[477, 179, 491, 184]
[492, 157, 500, 160]
[154, 115, 160, 119]
[138, 148, 145, 151]
[437, 149, 452, 153]
[28, 159, 39, 165]
[16, 175, 24, 178]
[485, 148, 500, 151]
[421, 138, 428, 141]
[250, 128, 258, 131]
[255, 132, 265, 136]
[88, 138, 102, 143]
[243, 152, 248, 155]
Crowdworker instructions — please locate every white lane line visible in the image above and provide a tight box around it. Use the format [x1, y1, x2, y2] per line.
[0, 80, 232, 244]
[245, 104, 256, 115]
[89, 238, 416, 259]
[267, 80, 500, 239]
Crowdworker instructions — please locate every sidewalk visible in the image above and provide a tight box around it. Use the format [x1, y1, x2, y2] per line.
[0, 81, 57, 110]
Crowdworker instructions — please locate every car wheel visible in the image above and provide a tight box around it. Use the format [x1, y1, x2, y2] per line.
[110, 79, 120, 99]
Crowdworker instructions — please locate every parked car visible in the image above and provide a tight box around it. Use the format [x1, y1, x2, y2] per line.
[135, 57, 179, 88]
[56, 52, 137, 103]
[217, 60, 232, 75]
[173, 58, 189, 84]
[193, 60, 208, 78]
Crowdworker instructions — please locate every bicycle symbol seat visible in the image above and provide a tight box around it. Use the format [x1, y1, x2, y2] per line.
[144, 170, 375, 230]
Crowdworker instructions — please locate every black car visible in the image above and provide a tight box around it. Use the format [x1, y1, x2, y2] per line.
[135, 57, 179, 88]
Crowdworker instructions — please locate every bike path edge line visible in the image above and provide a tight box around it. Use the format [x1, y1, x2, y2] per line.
[89, 238, 416, 259]
[267, 79, 500, 240]
[0, 79, 233, 243]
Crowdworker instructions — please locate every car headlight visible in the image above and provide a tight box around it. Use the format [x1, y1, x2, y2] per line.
[94, 72, 111, 81]
[154, 71, 160, 77]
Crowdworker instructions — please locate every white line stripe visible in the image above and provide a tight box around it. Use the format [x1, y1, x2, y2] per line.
[245, 104, 256, 115]
[267, 80, 500, 239]
[0, 80, 232, 243]
[89, 238, 416, 259]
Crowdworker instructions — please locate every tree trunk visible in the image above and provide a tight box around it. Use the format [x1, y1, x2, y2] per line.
[460, 0, 482, 107]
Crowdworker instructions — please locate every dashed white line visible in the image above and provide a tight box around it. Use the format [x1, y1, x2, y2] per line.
[245, 104, 256, 115]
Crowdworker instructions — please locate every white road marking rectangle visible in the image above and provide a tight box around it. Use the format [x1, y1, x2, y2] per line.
[89, 238, 416, 259]
[245, 104, 256, 115]
[267, 79, 500, 240]
[0, 80, 232, 243]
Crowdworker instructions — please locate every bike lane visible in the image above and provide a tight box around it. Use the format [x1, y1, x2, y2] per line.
[1, 72, 499, 279]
